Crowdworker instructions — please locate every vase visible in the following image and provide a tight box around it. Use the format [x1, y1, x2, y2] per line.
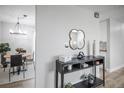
[92, 40, 96, 57]
[87, 41, 90, 56]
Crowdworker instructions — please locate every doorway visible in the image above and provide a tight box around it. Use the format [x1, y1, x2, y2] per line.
[0, 5, 35, 88]
[99, 19, 110, 72]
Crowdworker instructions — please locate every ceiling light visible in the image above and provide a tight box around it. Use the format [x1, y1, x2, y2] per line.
[10, 15, 28, 35]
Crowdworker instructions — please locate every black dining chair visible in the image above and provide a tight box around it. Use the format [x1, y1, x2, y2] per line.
[1, 53, 9, 71]
[9, 55, 25, 82]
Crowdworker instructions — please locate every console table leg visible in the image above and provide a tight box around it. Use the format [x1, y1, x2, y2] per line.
[103, 59, 105, 86]
[56, 70, 58, 88]
[61, 72, 64, 88]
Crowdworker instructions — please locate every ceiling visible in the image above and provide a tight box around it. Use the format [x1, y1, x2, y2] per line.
[0, 5, 35, 26]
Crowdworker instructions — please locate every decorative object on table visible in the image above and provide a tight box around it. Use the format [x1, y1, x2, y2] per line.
[92, 40, 96, 57]
[80, 73, 95, 85]
[83, 63, 89, 68]
[64, 82, 73, 88]
[88, 74, 95, 85]
[96, 61, 100, 65]
[87, 40, 90, 56]
[15, 48, 26, 54]
[80, 73, 88, 81]
[67, 65, 72, 71]
[59, 55, 72, 62]
[77, 51, 84, 59]
[72, 54, 77, 58]
[69, 29, 85, 50]
[99, 41, 107, 52]
[0, 43, 11, 53]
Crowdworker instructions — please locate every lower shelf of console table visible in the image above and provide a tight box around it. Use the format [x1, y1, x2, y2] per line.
[73, 77, 103, 88]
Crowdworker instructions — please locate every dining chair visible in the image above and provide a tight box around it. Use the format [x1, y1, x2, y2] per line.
[1, 53, 9, 71]
[9, 54, 25, 82]
[25, 52, 35, 71]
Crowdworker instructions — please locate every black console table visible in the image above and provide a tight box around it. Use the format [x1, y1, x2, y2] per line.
[56, 56, 105, 88]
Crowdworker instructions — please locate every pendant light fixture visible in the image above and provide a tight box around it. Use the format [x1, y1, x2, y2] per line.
[10, 15, 28, 35]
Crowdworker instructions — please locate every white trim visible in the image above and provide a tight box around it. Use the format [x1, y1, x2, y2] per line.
[105, 68, 110, 72]
[109, 64, 124, 72]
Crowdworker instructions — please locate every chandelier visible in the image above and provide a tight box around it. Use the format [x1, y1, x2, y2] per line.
[9, 15, 27, 35]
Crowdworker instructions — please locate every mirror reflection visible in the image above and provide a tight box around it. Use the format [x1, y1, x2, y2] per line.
[0, 5, 35, 88]
[69, 29, 85, 50]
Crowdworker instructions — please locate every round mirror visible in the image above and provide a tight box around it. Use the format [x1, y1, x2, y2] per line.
[69, 29, 85, 50]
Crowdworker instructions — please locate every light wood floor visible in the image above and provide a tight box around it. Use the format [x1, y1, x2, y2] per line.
[0, 78, 35, 88]
[99, 67, 124, 88]
[0, 67, 124, 88]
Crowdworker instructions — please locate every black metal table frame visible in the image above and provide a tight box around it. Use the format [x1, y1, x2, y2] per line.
[55, 56, 105, 88]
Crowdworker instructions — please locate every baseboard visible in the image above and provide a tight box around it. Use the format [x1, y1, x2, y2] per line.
[105, 68, 110, 73]
[109, 64, 124, 72]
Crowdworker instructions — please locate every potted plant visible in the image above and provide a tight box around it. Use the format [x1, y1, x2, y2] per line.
[64, 82, 73, 88]
[80, 73, 95, 86]
[0, 43, 11, 54]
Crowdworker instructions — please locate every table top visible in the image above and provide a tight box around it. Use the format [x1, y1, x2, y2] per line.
[57, 56, 104, 66]
[4, 53, 32, 59]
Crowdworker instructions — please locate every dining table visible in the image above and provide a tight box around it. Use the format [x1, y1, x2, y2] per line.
[3, 53, 32, 75]
[4, 53, 32, 62]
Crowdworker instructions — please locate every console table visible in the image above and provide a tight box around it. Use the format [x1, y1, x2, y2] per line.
[56, 56, 105, 88]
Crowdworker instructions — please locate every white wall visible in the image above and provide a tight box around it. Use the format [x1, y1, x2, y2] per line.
[0, 22, 2, 42]
[0, 21, 35, 54]
[36, 6, 101, 88]
[109, 19, 124, 72]
[100, 20, 108, 41]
